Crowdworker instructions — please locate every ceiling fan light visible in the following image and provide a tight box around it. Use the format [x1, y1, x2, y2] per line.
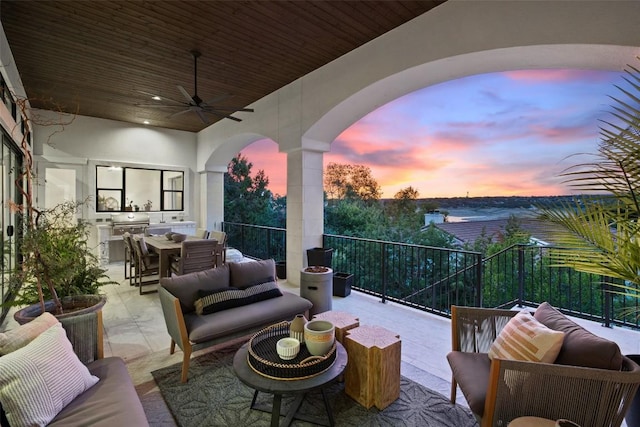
[143, 120, 150, 125]
[152, 95, 161, 101]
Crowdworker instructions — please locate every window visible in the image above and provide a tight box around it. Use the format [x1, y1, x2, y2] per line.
[96, 166, 183, 212]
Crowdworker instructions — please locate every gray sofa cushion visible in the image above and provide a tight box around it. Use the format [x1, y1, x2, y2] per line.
[49, 357, 149, 427]
[229, 259, 276, 289]
[446, 351, 491, 417]
[161, 264, 230, 313]
[185, 291, 312, 343]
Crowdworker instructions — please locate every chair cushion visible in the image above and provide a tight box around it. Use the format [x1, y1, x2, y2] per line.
[446, 351, 491, 416]
[49, 357, 149, 427]
[194, 281, 283, 315]
[160, 265, 230, 313]
[534, 302, 623, 370]
[488, 311, 564, 363]
[229, 259, 276, 289]
[0, 323, 99, 427]
[0, 312, 59, 355]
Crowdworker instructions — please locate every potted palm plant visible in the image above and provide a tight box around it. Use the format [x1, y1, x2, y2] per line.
[538, 59, 640, 425]
[538, 60, 640, 302]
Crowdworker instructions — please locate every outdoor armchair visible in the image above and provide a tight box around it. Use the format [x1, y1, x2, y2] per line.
[448, 305, 640, 427]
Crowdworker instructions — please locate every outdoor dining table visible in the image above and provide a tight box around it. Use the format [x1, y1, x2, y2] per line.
[144, 235, 203, 278]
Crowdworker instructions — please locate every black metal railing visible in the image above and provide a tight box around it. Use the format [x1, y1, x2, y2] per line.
[222, 222, 286, 262]
[223, 223, 640, 330]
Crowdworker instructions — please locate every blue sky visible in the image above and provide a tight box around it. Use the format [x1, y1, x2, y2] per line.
[241, 69, 625, 198]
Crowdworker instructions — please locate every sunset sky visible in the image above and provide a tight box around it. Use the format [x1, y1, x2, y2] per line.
[240, 69, 626, 198]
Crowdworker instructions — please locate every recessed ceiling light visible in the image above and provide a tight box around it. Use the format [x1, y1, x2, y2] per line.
[152, 96, 161, 101]
[143, 120, 150, 125]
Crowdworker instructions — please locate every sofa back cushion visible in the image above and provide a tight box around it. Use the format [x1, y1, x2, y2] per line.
[161, 264, 230, 313]
[229, 259, 276, 289]
[534, 302, 623, 370]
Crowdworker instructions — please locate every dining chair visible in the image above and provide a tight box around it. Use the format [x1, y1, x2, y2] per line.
[122, 232, 135, 285]
[194, 228, 209, 239]
[131, 235, 161, 294]
[208, 230, 228, 264]
[170, 239, 221, 276]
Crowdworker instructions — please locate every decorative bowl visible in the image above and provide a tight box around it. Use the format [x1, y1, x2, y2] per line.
[276, 337, 300, 360]
[165, 232, 174, 240]
[172, 233, 187, 243]
[303, 320, 335, 356]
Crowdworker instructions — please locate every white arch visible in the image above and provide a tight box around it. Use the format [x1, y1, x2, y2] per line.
[197, 0, 640, 283]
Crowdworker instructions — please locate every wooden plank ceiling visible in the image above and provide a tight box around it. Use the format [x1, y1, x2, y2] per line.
[1, 1, 444, 133]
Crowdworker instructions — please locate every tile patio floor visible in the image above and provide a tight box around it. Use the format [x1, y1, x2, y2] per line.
[3, 262, 639, 426]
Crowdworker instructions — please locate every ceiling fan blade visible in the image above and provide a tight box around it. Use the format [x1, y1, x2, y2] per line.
[203, 106, 254, 112]
[168, 109, 193, 119]
[195, 109, 210, 124]
[177, 85, 194, 104]
[202, 109, 242, 122]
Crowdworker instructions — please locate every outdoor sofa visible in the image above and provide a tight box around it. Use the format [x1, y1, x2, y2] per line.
[0, 311, 148, 427]
[159, 258, 313, 382]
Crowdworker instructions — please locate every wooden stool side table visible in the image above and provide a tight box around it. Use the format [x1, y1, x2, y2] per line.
[312, 311, 360, 344]
[344, 325, 401, 410]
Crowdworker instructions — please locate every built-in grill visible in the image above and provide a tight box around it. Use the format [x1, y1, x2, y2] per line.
[110, 213, 150, 236]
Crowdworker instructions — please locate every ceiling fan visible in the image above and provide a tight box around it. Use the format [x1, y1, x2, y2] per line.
[137, 50, 254, 123]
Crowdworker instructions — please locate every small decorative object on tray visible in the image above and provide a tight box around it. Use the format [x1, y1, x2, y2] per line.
[290, 313, 307, 343]
[276, 338, 300, 360]
[304, 320, 335, 356]
[248, 321, 337, 380]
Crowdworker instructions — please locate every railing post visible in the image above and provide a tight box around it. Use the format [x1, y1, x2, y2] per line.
[266, 227, 272, 260]
[517, 245, 525, 307]
[475, 252, 482, 307]
[381, 241, 387, 304]
[603, 277, 612, 328]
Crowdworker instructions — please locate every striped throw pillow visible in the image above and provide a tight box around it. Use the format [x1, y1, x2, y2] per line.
[0, 323, 99, 427]
[488, 311, 564, 363]
[194, 281, 283, 315]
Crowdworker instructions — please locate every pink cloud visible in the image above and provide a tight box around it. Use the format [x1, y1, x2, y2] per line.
[503, 69, 614, 83]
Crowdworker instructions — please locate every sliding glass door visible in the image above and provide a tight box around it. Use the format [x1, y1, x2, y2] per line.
[0, 130, 22, 324]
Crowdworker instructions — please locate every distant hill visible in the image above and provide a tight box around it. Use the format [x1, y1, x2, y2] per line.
[407, 195, 582, 210]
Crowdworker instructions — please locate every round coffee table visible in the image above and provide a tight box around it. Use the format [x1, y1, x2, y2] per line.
[233, 341, 348, 427]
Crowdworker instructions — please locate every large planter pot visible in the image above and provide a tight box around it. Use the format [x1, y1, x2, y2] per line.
[306, 247, 334, 268]
[275, 261, 287, 280]
[14, 294, 107, 325]
[300, 267, 333, 316]
[333, 272, 353, 297]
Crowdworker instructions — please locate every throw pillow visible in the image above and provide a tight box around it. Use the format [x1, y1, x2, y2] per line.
[194, 281, 283, 315]
[0, 312, 59, 355]
[534, 301, 623, 370]
[488, 311, 565, 363]
[0, 323, 99, 427]
[229, 259, 276, 289]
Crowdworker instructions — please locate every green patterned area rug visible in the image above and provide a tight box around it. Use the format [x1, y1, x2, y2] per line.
[152, 343, 477, 427]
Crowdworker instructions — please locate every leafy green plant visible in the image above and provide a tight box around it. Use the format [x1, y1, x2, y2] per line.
[539, 58, 640, 305]
[9, 200, 116, 312]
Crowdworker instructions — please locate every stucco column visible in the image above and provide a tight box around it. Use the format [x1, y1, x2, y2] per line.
[200, 170, 224, 232]
[286, 148, 325, 286]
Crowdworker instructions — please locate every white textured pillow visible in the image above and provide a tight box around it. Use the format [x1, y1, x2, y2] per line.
[0, 312, 59, 355]
[488, 311, 565, 363]
[0, 323, 99, 427]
